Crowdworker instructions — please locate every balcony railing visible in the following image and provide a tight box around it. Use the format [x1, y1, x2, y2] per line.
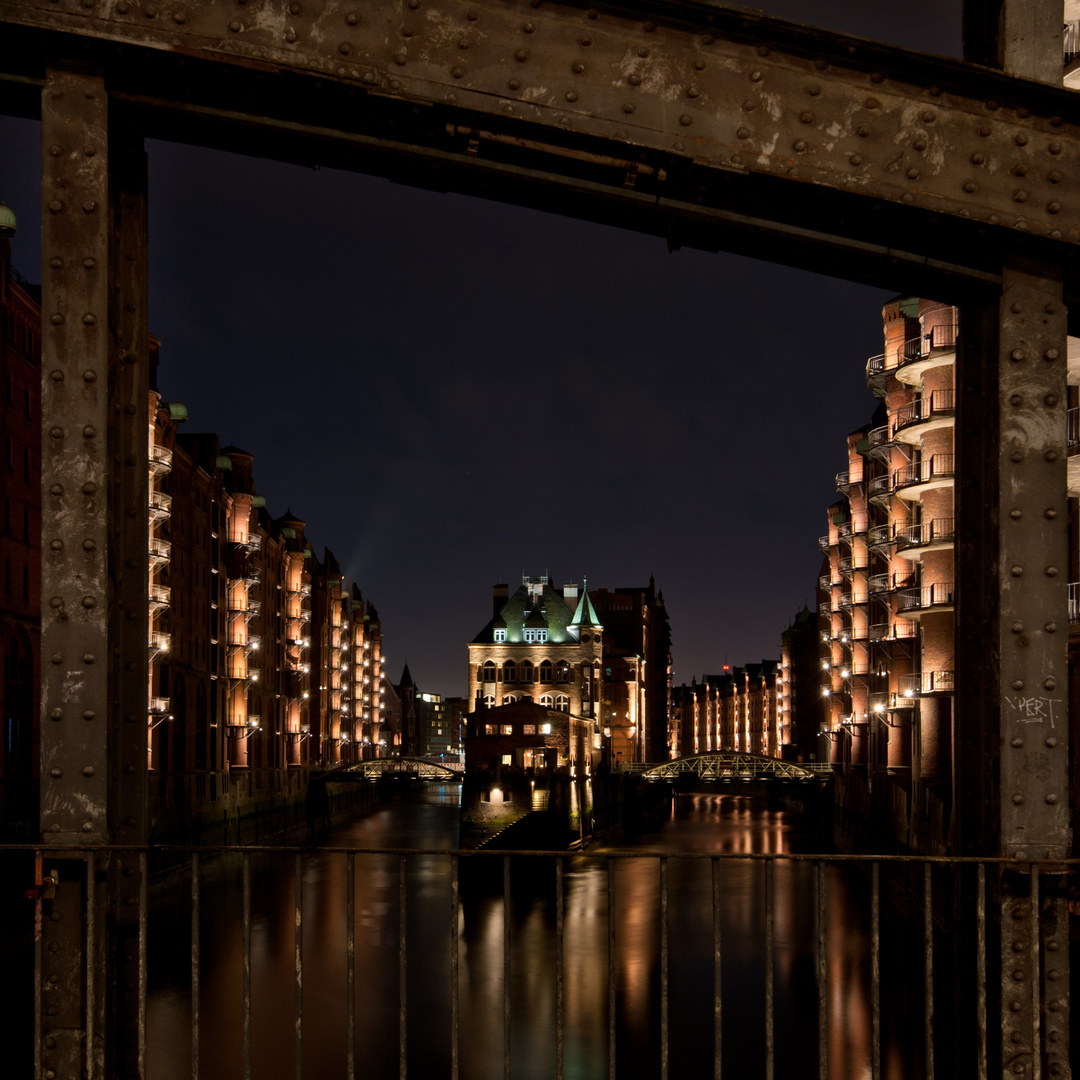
[892, 454, 955, 493]
[868, 524, 895, 549]
[868, 623, 889, 642]
[896, 321, 958, 370]
[149, 443, 173, 473]
[895, 518, 955, 552]
[839, 590, 868, 608]
[893, 389, 956, 435]
[1069, 582, 1080, 623]
[818, 534, 831, 552]
[149, 489, 172, 515]
[835, 469, 864, 492]
[897, 670, 955, 697]
[149, 583, 171, 607]
[867, 474, 892, 500]
[149, 630, 171, 654]
[896, 582, 954, 614]
[867, 425, 891, 454]
[149, 537, 172, 562]
[1069, 407, 1079, 457]
[149, 696, 170, 714]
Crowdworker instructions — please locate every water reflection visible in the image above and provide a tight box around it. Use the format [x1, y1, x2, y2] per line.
[147, 786, 922, 1079]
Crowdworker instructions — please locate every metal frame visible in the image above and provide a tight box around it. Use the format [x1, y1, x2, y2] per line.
[641, 751, 821, 781]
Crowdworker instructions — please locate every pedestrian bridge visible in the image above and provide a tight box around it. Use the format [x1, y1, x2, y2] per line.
[331, 757, 463, 781]
[629, 752, 829, 782]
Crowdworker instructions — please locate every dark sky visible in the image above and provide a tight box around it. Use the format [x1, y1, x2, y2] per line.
[0, 2, 962, 697]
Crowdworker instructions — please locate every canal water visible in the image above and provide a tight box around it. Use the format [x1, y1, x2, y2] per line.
[146, 786, 926, 1079]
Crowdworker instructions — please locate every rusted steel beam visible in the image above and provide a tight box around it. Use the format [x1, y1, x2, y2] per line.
[1, 0, 1079, 272]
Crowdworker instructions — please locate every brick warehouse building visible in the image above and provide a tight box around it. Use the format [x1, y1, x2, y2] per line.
[812, 295, 1080, 854]
[0, 236, 388, 841]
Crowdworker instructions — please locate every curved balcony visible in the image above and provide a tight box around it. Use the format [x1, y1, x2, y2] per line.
[835, 516, 868, 541]
[149, 583, 171, 610]
[897, 670, 955, 697]
[868, 571, 917, 595]
[149, 696, 170, 715]
[150, 630, 171, 655]
[818, 534, 832, 552]
[835, 470, 864, 494]
[149, 537, 172, 564]
[868, 474, 893, 503]
[865, 352, 890, 390]
[868, 524, 895, 550]
[149, 489, 172, 518]
[894, 320, 958, 385]
[149, 443, 173, 476]
[896, 581, 954, 618]
[893, 454, 955, 502]
[893, 389, 956, 444]
[839, 590, 868, 609]
[895, 517, 955, 559]
[838, 554, 868, 574]
[867, 424, 894, 460]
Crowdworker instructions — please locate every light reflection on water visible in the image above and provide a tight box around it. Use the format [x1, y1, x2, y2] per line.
[147, 786, 922, 1079]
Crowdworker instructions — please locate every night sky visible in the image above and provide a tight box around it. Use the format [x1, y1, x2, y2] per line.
[0, 1, 961, 697]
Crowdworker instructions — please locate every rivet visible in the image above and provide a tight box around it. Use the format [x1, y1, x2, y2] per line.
[565, 90, 577, 102]
[1045, 566, 1059, 577]
[82, 539, 96, 552]
[48, 200, 63, 215]
[921, 110, 935, 123]
[347, 11, 359, 22]
[82, 482, 96, 495]
[1009, 393, 1024, 406]
[50, 313, 64, 326]
[1045, 449, 1058, 462]
[174, 10, 186, 23]
[1049, 170, 1062, 184]
[82, 595, 96, 609]
[807, 83, 820, 96]
[117, 0, 130, 10]
[83, 425, 97, 439]
[902, 193, 914, 202]
[1011, 565, 1023, 577]
[82, 313, 96, 326]
[451, 66, 464, 78]
[749, 70, 762, 82]
[870, 72, 883, 83]
[508, 78, 521, 90]
[146, 4, 157, 17]
[49, 539, 62, 551]
[986, 99, 999, 111]
[50, 485, 63, 498]
[49, 426, 64, 440]
[1045, 393, 1058, 406]
[794, 140, 807, 152]
[458, 38, 468, 49]
[850, 154, 863, 166]
[82, 822, 93, 832]
[1045, 794, 1058, 805]
[688, 87, 700, 99]
[643, 21, 655, 32]
[1012, 794, 1024, 805]
[623, 103, 635, 114]
[679, 115, 692, 126]
[1011, 164, 1028, 178]
[285, 31, 297, 43]
[800, 111, 814, 124]
[572, 61, 584, 74]
[1012, 679, 1024, 690]
[971, 152, 985, 164]
[84, 652, 95, 664]
[964, 180, 977, 193]
[1013, 190, 1028, 203]
[1045, 677, 1056, 690]
[515, 49, 528, 61]
[83, 709, 94, 721]
[628, 74, 641, 86]
[694, 59, 705, 71]
[83, 766, 95, 777]
[929, 86, 941, 96]
[83, 369, 97, 383]
[1010, 348, 1026, 361]
[865, 97, 879, 109]
[913, 139, 926, 152]
[906, 167, 919, 179]
[1046, 734, 1058, 746]
[737, 127, 750, 139]
[988, 214, 1000, 224]
[1011, 621, 1023, 633]
[1010, 450, 1023, 462]
[1011, 737, 1023, 748]
[637, 47, 649, 58]
[82, 201, 97, 214]
[979, 125, 991, 137]
[743, 100, 755, 112]
[1045, 507, 1057, 519]
[50, 257, 63, 269]
[1046, 621, 1057, 633]
[1044, 348, 1059, 361]
[587, 8, 598, 18]
[521, 19, 536, 33]
[339, 42, 352, 55]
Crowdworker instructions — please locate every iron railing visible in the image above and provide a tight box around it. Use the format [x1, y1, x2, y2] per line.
[897, 670, 955, 697]
[1070, 582, 1080, 624]
[895, 518, 955, 552]
[896, 582, 955, 614]
[5, 843, 1073, 1080]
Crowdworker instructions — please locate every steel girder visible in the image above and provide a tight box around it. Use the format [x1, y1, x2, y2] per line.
[643, 751, 818, 780]
[1, 1, 1080, 299]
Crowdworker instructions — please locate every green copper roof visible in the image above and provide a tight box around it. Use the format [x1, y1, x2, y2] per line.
[570, 589, 601, 629]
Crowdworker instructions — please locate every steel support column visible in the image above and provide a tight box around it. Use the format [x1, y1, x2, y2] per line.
[956, 258, 1070, 1079]
[38, 65, 149, 1079]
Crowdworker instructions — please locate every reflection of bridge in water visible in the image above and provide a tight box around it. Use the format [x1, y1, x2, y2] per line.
[625, 752, 832, 782]
[324, 757, 464, 782]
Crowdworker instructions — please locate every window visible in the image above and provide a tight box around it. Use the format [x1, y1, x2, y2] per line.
[539, 661, 552, 684]
[539, 695, 553, 708]
[494, 628, 507, 643]
[503, 694, 517, 704]
[484, 724, 495, 735]
[482, 661, 497, 684]
[503, 660, 516, 683]
[556, 663, 569, 683]
[483, 695, 495, 707]
[524, 628, 547, 643]
[500, 724, 514, 735]
[520, 660, 534, 684]
[540, 723, 551, 735]
[522, 724, 536, 735]
[555, 695, 569, 713]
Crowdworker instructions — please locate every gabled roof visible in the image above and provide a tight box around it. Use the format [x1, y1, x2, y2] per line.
[570, 589, 602, 629]
[470, 582, 576, 644]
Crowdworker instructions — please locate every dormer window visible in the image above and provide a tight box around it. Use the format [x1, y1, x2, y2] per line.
[524, 628, 548, 643]
[494, 628, 507, 642]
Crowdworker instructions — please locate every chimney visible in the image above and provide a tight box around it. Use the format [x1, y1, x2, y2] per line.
[493, 583, 509, 614]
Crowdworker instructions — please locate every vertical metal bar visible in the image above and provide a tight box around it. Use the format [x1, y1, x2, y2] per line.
[399, 854, 407, 1080]
[191, 852, 200, 1080]
[86, 855, 95, 1080]
[242, 852, 251, 1080]
[712, 857, 722, 1080]
[976, 863, 987, 1080]
[608, 858, 616, 1080]
[660, 857, 669, 1080]
[346, 852, 354, 1080]
[923, 862, 934, 1080]
[295, 853, 303, 1080]
[1030, 867, 1041, 1080]
[816, 861, 827, 1080]
[450, 854, 459, 1080]
[870, 862, 880, 1080]
[764, 859, 774, 1080]
[138, 849, 148, 1078]
[33, 851, 42, 1080]
[504, 856, 512, 1080]
[556, 856, 565, 1080]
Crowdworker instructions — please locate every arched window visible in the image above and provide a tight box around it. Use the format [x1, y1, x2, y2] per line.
[503, 660, 517, 683]
[482, 661, 497, 684]
[520, 660, 534, 684]
[539, 695, 553, 708]
[539, 661, 552, 684]
[503, 693, 517, 705]
[482, 694, 495, 708]
[555, 695, 569, 713]
[555, 661, 570, 683]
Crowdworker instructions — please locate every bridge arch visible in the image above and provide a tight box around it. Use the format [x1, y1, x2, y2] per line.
[642, 752, 820, 781]
[342, 757, 462, 781]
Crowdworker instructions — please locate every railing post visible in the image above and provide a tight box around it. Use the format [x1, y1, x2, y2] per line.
[955, 258, 1070, 1079]
[38, 64, 149, 1079]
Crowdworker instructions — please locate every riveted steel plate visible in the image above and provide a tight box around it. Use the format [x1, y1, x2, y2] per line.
[2, 0, 1080, 254]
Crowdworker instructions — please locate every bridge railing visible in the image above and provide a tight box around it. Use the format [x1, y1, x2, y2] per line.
[6, 843, 1070, 1080]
